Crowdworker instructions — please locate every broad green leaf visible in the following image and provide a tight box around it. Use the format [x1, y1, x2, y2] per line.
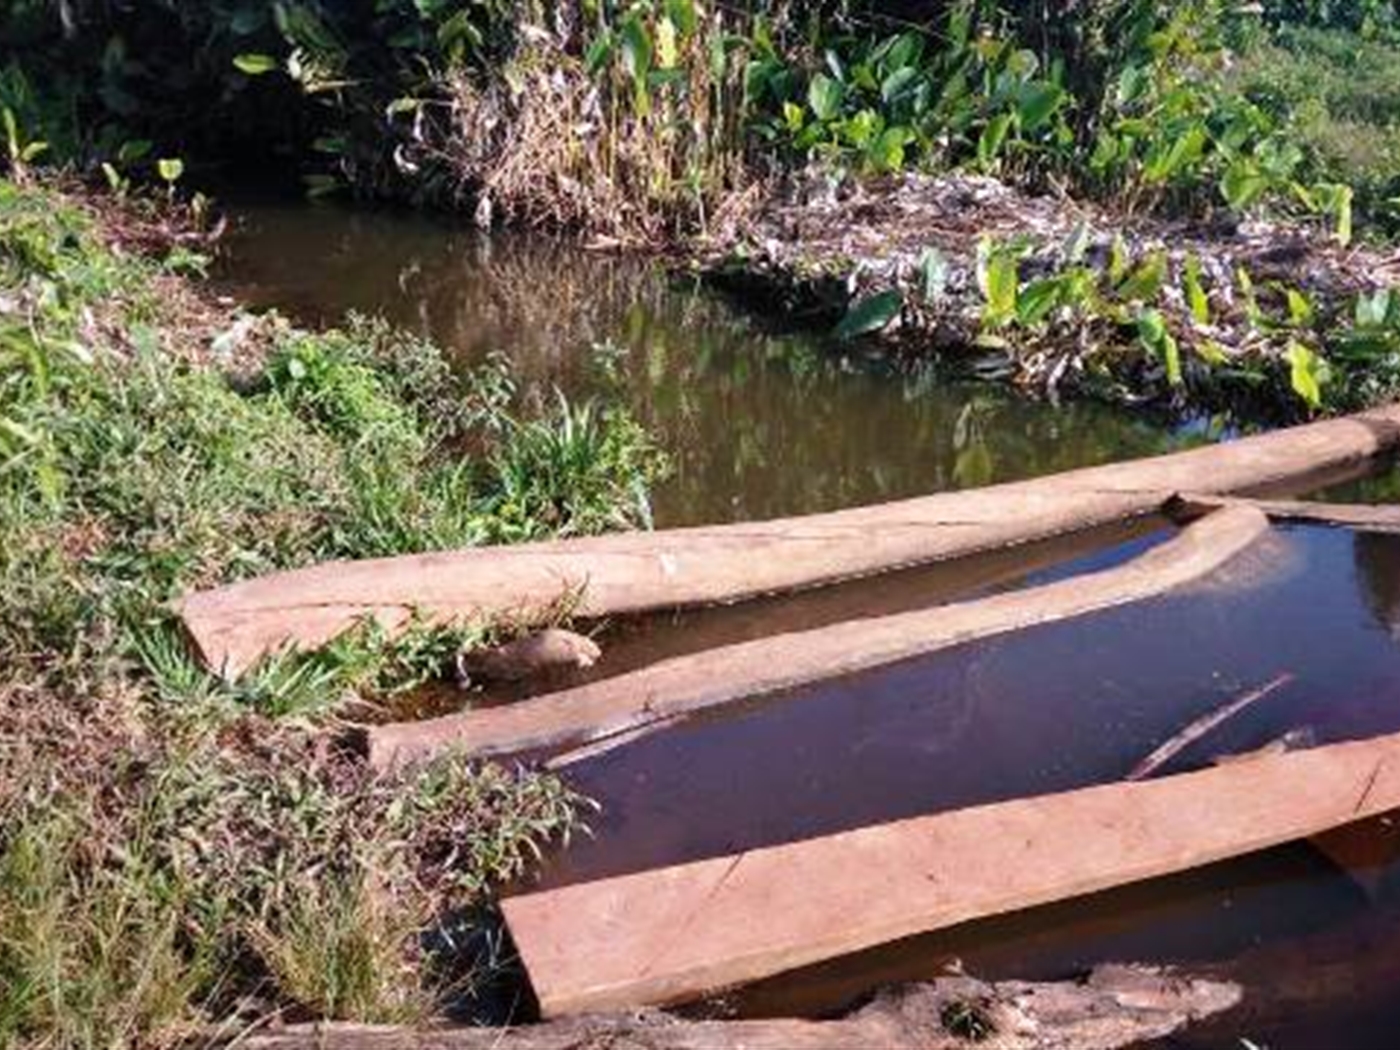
[625, 44, 652, 111]
[1144, 125, 1206, 184]
[1017, 81, 1064, 133]
[1108, 234, 1129, 284]
[1063, 221, 1091, 265]
[977, 113, 1013, 170]
[1221, 161, 1267, 211]
[919, 247, 950, 305]
[1285, 288, 1314, 327]
[233, 53, 278, 75]
[1137, 309, 1181, 386]
[585, 31, 614, 75]
[1183, 255, 1210, 325]
[1356, 289, 1394, 328]
[979, 246, 1019, 327]
[620, 15, 652, 82]
[840, 109, 880, 149]
[1017, 277, 1064, 327]
[885, 32, 924, 73]
[881, 66, 919, 104]
[1162, 331, 1182, 386]
[117, 139, 152, 163]
[808, 74, 844, 122]
[871, 126, 911, 171]
[1197, 340, 1229, 366]
[1286, 341, 1328, 410]
[665, 0, 698, 37]
[656, 17, 679, 69]
[1116, 252, 1166, 302]
[1006, 49, 1040, 80]
[1336, 190, 1355, 247]
[1314, 182, 1354, 247]
[835, 290, 904, 340]
[1236, 266, 1262, 326]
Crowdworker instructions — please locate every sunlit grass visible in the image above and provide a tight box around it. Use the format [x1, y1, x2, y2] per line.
[0, 176, 651, 1043]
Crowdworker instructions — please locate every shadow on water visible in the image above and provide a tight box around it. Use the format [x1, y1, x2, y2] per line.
[218, 201, 1207, 527]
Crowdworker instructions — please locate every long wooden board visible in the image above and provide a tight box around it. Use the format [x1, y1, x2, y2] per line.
[367, 506, 1269, 768]
[502, 728, 1400, 1017]
[179, 403, 1400, 676]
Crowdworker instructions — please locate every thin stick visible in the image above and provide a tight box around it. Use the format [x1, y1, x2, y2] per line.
[1128, 673, 1296, 781]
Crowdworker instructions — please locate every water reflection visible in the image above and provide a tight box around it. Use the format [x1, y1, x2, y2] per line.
[220, 201, 1203, 526]
[1355, 531, 1400, 640]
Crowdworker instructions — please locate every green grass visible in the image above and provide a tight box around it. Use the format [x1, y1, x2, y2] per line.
[0, 177, 656, 1045]
[1234, 24, 1400, 235]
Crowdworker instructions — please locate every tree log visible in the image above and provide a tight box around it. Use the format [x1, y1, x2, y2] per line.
[366, 506, 1270, 770]
[501, 727, 1400, 1017]
[224, 964, 1240, 1050]
[178, 404, 1400, 677]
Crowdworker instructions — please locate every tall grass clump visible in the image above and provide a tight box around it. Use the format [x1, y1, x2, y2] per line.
[0, 175, 661, 1044]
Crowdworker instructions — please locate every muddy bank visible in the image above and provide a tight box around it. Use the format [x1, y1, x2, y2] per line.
[702, 171, 1400, 415]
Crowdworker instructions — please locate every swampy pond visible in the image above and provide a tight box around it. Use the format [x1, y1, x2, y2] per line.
[225, 203, 1400, 1048]
[221, 202, 1209, 527]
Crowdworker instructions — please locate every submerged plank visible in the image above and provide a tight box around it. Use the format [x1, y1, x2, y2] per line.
[179, 403, 1400, 676]
[502, 729, 1400, 1017]
[229, 965, 1240, 1050]
[366, 506, 1270, 769]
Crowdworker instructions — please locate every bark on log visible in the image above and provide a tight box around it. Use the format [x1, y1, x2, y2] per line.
[366, 506, 1270, 770]
[223, 965, 1241, 1050]
[178, 404, 1400, 677]
[501, 728, 1400, 1017]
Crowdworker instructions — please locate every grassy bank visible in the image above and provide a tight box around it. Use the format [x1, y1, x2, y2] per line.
[0, 176, 667, 1046]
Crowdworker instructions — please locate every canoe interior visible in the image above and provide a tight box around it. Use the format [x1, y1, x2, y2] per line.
[502, 521, 1400, 1029]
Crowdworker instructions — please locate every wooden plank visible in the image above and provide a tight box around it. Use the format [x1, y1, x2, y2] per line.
[1177, 492, 1400, 532]
[178, 403, 1400, 677]
[502, 729, 1400, 1017]
[227, 965, 1241, 1050]
[366, 506, 1270, 769]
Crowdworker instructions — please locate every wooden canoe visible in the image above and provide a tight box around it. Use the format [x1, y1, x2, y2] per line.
[367, 505, 1271, 769]
[502, 728, 1400, 1016]
[178, 403, 1400, 676]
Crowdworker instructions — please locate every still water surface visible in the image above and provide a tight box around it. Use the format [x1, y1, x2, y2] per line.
[220, 201, 1203, 527]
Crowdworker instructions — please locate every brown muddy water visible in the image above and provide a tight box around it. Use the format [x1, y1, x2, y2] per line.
[219, 201, 1210, 527]
[223, 202, 1400, 1047]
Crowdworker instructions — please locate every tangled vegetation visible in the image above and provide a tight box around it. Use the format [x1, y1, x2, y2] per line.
[0, 1, 1398, 1043]
[0, 176, 666, 1045]
[5, 2, 1399, 417]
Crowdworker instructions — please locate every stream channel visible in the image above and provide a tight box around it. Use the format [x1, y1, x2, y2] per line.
[223, 200, 1400, 1048]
